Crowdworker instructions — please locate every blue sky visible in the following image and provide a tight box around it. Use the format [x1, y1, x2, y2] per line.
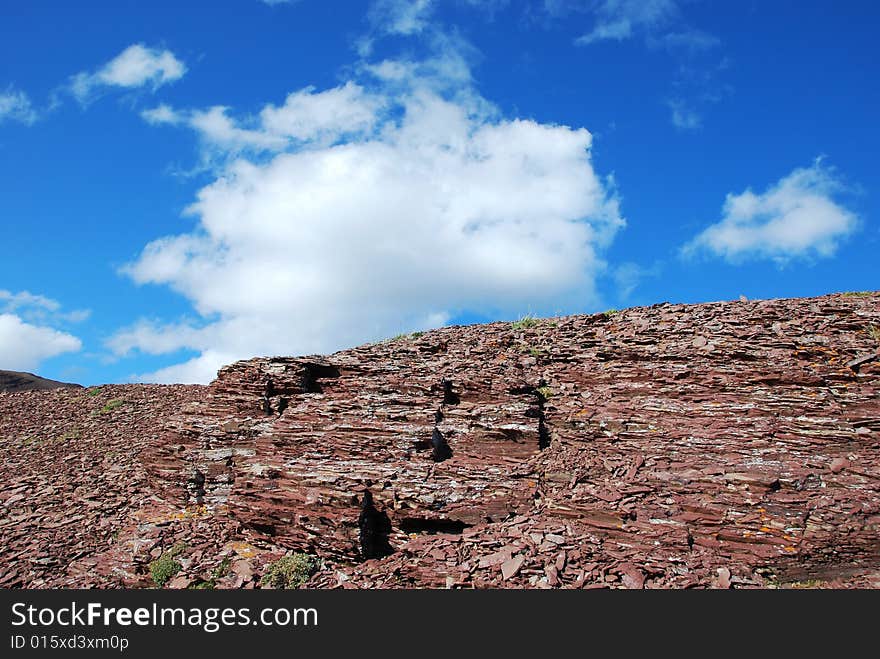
[1, 0, 877, 385]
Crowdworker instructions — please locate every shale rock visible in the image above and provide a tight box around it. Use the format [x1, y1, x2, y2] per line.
[1, 292, 878, 588]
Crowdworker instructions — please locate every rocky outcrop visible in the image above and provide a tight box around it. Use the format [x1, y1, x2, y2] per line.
[0, 370, 81, 393]
[1, 292, 878, 588]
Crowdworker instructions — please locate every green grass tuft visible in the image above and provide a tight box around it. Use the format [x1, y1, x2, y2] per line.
[98, 398, 125, 414]
[260, 553, 319, 589]
[149, 542, 187, 587]
[512, 315, 539, 330]
[387, 330, 427, 342]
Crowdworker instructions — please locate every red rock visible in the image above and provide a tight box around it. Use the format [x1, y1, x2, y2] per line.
[1, 293, 879, 589]
[231, 560, 253, 581]
[167, 575, 193, 589]
[618, 563, 645, 589]
[555, 551, 567, 572]
[830, 458, 849, 474]
[501, 555, 525, 580]
[478, 550, 512, 569]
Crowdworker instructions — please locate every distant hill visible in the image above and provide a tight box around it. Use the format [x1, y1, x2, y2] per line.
[0, 370, 82, 393]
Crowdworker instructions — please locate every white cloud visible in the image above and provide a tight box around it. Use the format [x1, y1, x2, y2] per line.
[0, 314, 82, 372]
[0, 290, 59, 313]
[141, 82, 384, 158]
[0, 87, 38, 125]
[682, 160, 859, 263]
[131, 350, 236, 385]
[0, 289, 90, 325]
[107, 319, 207, 357]
[119, 44, 624, 383]
[260, 82, 385, 142]
[575, 0, 679, 45]
[188, 106, 288, 152]
[369, 0, 435, 36]
[71, 44, 186, 102]
[141, 103, 182, 125]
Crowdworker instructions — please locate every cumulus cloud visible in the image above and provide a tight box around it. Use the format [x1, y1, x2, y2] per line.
[119, 42, 624, 383]
[70, 44, 186, 102]
[0, 87, 39, 125]
[260, 82, 385, 141]
[0, 291, 84, 372]
[0, 289, 90, 324]
[682, 160, 859, 263]
[140, 82, 385, 159]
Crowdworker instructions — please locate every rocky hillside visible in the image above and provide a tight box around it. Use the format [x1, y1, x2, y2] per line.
[1, 292, 878, 588]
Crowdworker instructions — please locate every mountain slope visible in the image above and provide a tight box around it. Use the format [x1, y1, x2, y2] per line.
[0, 370, 81, 393]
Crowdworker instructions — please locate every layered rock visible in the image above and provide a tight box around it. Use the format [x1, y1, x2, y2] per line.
[1, 292, 878, 588]
[150, 292, 880, 587]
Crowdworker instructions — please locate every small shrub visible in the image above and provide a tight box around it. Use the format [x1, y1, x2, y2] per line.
[536, 385, 553, 400]
[512, 315, 539, 330]
[602, 308, 618, 318]
[150, 555, 180, 587]
[149, 542, 187, 587]
[528, 347, 544, 358]
[842, 291, 875, 297]
[260, 553, 319, 589]
[86, 387, 103, 397]
[387, 331, 426, 342]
